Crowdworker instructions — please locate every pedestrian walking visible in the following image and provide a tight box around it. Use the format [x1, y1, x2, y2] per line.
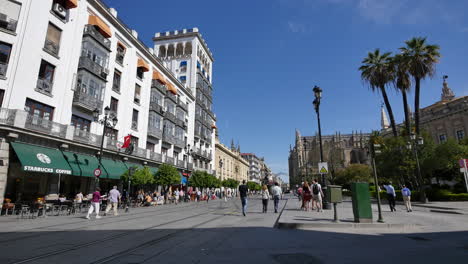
[105, 186, 121, 216]
[401, 185, 412, 212]
[239, 180, 248, 216]
[261, 185, 270, 213]
[383, 182, 396, 212]
[75, 191, 83, 204]
[197, 190, 201, 202]
[301, 182, 311, 211]
[311, 179, 324, 212]
[174, 189, 180, 205]
[271, 182, 283, 213]
[86, 187, 102, 219]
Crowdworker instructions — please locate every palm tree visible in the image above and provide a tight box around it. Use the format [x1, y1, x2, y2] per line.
[399, 37, 441, 135]
[359, 49, 398, 137]
[391, 54, 412, 135]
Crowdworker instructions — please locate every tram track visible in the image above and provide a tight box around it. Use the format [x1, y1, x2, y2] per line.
[9, 200, 231, 264]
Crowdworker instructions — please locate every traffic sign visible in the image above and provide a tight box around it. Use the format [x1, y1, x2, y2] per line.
[94, 168, 102, 178]
[318, 162, 328, 174]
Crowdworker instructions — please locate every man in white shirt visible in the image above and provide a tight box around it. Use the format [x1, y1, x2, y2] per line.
[105, 186, 121, 216]
[271, 182, 283, 213]
[383, 183, 396, 212]
[174, 189, 180, 204]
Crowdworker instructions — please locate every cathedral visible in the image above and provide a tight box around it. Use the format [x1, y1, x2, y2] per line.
[288, 130, 370, 188]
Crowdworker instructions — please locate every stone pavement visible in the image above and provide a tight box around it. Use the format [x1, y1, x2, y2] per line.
[278, 197, 468, 233]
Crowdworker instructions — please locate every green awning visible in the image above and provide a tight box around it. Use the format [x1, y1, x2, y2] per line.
[61, 151, 106, 178]
[100, 159, 128, 179]
[124, 162, 143, 170]
[11, 142, 72, 175]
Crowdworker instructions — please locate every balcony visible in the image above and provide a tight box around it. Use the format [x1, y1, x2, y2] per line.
[78, 56, 109, 80]
[194, 129, 201, 139]
[83, 24, 111, 50]
[25, 115, 67, 138]
[163, 111, 176, 123]
[0, 14, 17, 32]
[131, 121, 138, 130]
[162, 132, 175, 145]
[150, 152, 162, 162]
[0, 62, 7, 77]
[151, 81, 167, 94]
[174, 138, 185, 149]
[177, 100, 188, 112]
[147, 126, 163, 139]
[73, 87, 103, 112]
[73, 128, 102, 147]
[165, 156, 174, 165]
[36, 78, 53, 95]
[166, 90, 177, 103]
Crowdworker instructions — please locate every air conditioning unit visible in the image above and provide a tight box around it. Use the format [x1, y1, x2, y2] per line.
[53, 3, 67, 19]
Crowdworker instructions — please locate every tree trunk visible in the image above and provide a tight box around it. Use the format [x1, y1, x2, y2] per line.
[381, 86, 398, 137]
[402, 90, 411, 136]
[414, 77, 421, 135]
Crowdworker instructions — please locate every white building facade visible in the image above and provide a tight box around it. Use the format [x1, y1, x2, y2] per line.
[153, 29, 216, 174]
[0, 0, 205, 204]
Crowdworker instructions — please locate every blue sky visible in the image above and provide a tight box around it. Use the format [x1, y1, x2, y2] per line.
[104, 0, 468, 182]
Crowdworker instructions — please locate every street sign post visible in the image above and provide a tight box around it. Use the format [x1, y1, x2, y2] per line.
[94, 168, 102, 178]
[318, 162, 328, 174]
[459, 159, 468, 192]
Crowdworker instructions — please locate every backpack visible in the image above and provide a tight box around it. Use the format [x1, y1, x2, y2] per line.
[312, 184, 319, 195]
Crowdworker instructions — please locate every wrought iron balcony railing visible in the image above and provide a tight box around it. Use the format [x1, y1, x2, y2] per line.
[36, 78, 53, 95]
[78, 56, 109, 80]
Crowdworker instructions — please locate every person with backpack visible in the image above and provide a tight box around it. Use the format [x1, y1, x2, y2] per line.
[311, 179, 324, 212]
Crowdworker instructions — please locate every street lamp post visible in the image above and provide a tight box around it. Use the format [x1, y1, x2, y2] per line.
[303, 138, 309, 183]
[125, 166, 135, 213]
[93, 106, 118, 189]
[219, 159, 223, 180]
[312, 85, 330, 209]
[408, 133, 427, 203]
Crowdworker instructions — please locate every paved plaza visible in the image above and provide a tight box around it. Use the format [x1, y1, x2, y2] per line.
[1, 196, 467, 264]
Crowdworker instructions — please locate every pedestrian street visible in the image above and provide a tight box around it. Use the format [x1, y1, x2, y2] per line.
[1, 195, 467, 264]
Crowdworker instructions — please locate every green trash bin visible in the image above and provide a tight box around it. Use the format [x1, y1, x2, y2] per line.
[351, 182, 372, 223]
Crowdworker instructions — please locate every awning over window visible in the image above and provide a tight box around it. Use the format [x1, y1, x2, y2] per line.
[11, 142, 72, 175]
[152, 70, 166, 84]
[180, 61, 187, 67]
[88, 15, 112, 38]
[211, 124, 217, 129]
[166, 83, 177, 95]
[65, 0, 78, 9]
[137, 58, 150, 72]
[62, 151, 106, 178]
[117, 41, 126, 50]
[100, 159, 128, 179]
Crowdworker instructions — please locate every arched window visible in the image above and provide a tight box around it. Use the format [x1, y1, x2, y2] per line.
[167, 44, 175, 57]
[158, 45, 166, 57]
[176, 43, 184, 56]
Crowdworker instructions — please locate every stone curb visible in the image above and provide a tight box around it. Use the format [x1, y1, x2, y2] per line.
[277, 221, 419, 230]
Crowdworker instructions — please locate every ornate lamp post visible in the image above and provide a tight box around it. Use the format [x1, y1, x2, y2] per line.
[312, 85, 330, 209]
[125, 166, 135, 213]
[93, 106, 118, 188]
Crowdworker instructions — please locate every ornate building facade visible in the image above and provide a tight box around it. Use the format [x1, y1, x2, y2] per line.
[214, 138, 248, 183]
[288, 130, 370, 188]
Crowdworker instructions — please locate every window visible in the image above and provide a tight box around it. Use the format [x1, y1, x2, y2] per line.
[132, 109, 138, 130]
[179, 76, 186, 83]
[439, 134, 447, 143]
[163, 120, 174, 136]
[70, 115, 91, 132]
[106, 128, 118, 141]
[146, 142, 155, 152]
[134, 84, 141, 104]
[81, 40, 109, 69]
[175, 126, 184, 140]
[149, 112, 162, 129]
[36, 60, 56, 94]
[76, 72, 105, 101]
[176, 108, 185, 121]
[150, 89, 163, 106]
[110, 97, 118, 115]
[116, 43, 125, 64]
[136, 67, 144, 80]
[0, 0, 21, 32]
[112, 70, 121, 92]
[456, 130, 465, 141]
[0, 41, 12, 78]
[165, 99, 175, 114]
[25, 98, 54, 121]
[44, 23, 61, 56]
